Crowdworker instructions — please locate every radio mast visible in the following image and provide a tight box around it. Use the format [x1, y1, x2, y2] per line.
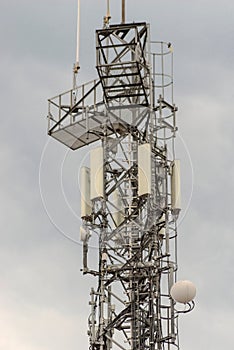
[47, 1, 196, 349]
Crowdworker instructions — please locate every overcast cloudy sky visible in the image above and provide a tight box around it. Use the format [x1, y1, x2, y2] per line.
[1, 0, 234, 349]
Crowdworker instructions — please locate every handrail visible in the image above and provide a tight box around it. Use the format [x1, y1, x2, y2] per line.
[48, 80, 102, 134]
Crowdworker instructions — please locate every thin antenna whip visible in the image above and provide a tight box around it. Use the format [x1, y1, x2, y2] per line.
[73, 0, 80, 90]
[76, 0, 80, 64]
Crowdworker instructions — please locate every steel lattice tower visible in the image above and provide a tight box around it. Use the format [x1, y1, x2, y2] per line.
[47, 6, 195, 350]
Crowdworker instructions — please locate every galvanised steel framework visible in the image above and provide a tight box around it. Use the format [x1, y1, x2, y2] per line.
[48, 21, 182, 350]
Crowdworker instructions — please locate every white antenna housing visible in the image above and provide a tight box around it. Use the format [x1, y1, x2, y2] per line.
[171, 159, 181, 215]
[138, 143, 152, 196]
[170, 280, 196, 304]
[90, 147, 104, 200]
[80, 167, 92, 218]
[112, 189, 125, 226]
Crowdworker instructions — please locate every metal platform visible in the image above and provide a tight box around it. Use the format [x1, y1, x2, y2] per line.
[47, 79, 155, 150]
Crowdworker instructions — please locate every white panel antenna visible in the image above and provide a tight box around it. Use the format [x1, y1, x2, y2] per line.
[138, 143, 152, 196]
[90, 147, 104, 200]
[112, 189, 125, 226]
[80, 166, 91, 218]
[171, 159, 181, 214]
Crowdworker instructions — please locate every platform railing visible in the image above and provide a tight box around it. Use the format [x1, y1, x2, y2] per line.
[47, 79, 103, 133]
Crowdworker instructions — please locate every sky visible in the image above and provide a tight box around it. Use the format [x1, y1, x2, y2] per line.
[0, 0, 234, 349]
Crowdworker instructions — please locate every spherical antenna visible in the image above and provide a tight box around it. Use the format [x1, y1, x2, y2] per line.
[170, 280, 196, 304]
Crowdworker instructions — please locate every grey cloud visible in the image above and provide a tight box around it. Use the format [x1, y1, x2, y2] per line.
[1, 0, 234, 349]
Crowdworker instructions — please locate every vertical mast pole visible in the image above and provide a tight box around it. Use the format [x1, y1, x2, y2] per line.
[104, 0, 111, 27]
[76, 0, 80, 65]
[73, 0, 80, 90]
[107, 0, 110, 18]
[122, 0, 125, 23]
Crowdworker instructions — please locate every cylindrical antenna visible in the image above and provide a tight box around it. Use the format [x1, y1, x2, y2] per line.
[122, 0, 125, 23]
[104, 0, 111, 27]
[76, 0, 80, 64]
[107, 0, 110, 18]
[73, 0, 80, 90]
